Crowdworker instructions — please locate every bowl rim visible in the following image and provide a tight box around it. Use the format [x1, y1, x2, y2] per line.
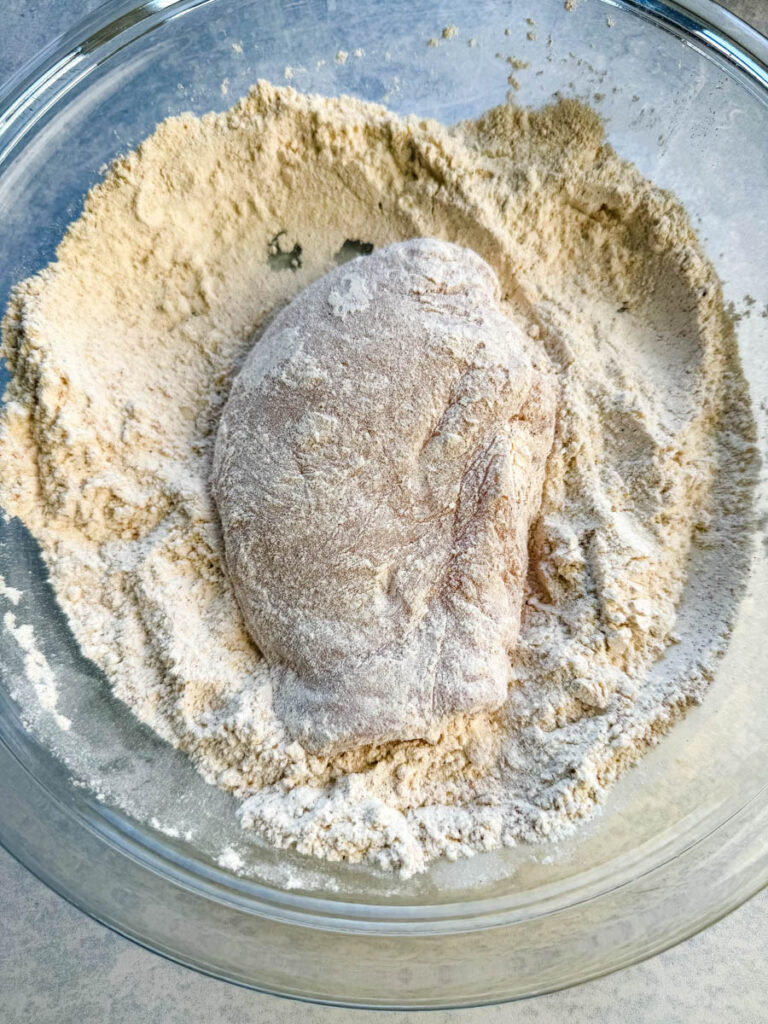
[1, 0, 767, 166]
[0, 0, 767, 1006]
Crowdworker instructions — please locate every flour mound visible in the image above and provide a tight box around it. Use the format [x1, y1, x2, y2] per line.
[213, 239, 556, 754]
[0, 83, 755, 876]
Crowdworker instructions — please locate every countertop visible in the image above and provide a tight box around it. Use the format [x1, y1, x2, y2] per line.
[1, 1, 766, 1022]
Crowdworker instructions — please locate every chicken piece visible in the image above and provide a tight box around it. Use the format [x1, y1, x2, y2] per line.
[212, 238, 556, 754]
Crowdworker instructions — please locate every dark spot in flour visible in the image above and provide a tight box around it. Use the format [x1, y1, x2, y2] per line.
[267, 231, 302, 271]
[334, 239, 375, 265]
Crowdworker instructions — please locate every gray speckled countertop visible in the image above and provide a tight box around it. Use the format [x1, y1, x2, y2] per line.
[1, 2, 766, 1021]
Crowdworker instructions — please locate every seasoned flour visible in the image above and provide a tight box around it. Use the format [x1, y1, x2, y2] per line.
[0, 83, 756, 875]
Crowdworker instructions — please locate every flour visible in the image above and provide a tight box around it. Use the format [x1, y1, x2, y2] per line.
[0, 83, 756, 875]
[3, 610, 71, 731]
[0, 574, 22, 606]
[217, 847, 245, 872]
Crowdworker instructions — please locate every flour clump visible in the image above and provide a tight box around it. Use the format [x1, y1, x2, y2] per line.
[212, 239, 556, 754]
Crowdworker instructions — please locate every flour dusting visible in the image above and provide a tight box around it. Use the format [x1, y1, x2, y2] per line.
[3, 610, 71, 731]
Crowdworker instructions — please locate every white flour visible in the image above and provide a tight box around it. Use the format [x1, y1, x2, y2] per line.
[3, 608, 71, 732]
[0, 83, 756, 875]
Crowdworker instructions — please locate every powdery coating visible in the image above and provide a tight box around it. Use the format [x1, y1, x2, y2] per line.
[0, 83, 756, 875]
[213, 240, 556, 753]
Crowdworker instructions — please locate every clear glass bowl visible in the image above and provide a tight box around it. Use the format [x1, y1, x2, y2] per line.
[0, 0, 766, 1008]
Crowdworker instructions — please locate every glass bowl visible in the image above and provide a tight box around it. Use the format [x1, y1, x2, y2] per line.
[0, 0, 766, 1009]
